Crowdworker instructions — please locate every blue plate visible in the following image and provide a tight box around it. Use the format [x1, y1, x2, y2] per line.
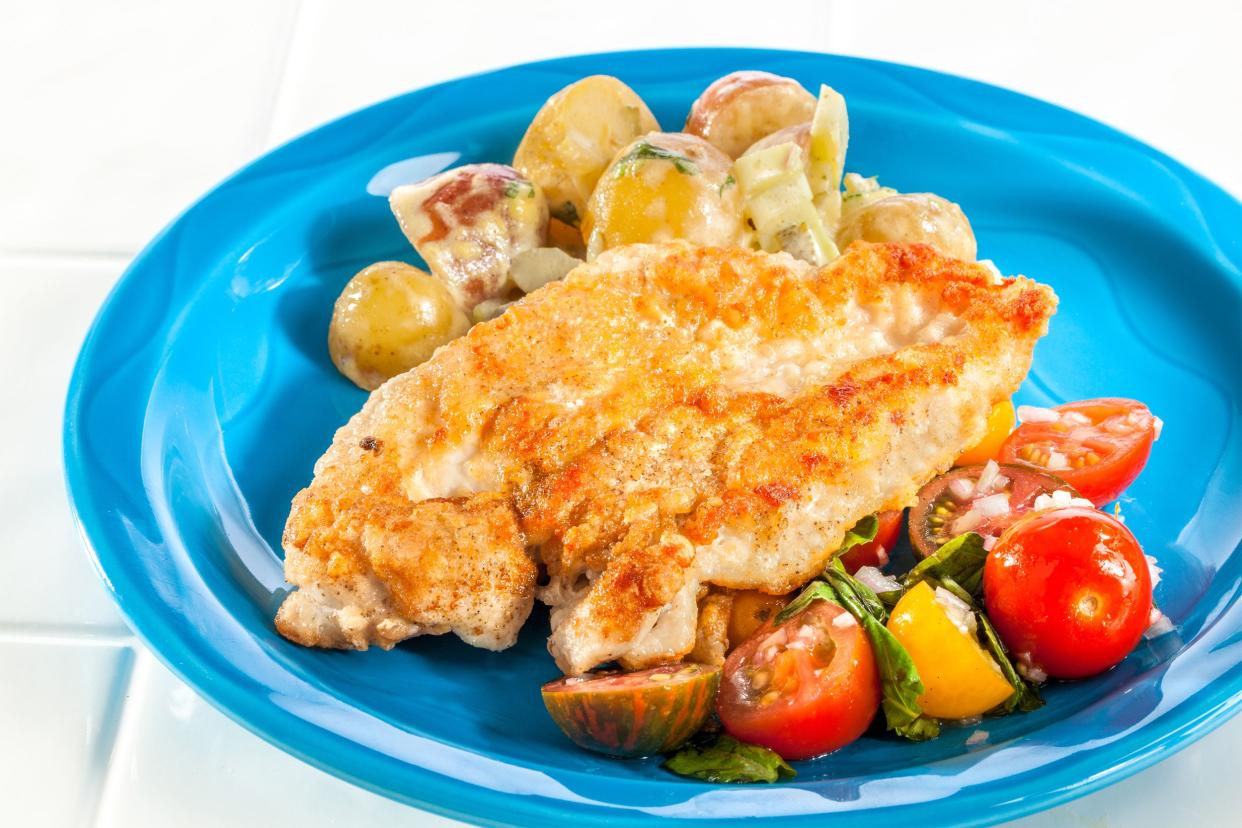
[64, 48, 1242, 826]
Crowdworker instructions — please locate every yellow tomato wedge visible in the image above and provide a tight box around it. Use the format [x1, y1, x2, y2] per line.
[887, 582, 1012, 720]
[955, 399, 1015, 466]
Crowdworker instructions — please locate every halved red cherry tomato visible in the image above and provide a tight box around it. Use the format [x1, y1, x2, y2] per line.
[999, 398, 1158, 506]
[908, 464, 1077, 558]
[717, 599, 880, 760]
[839, 510, 903, 573]
[542, 664, 720, 757]
[983, 507, 1152, 679]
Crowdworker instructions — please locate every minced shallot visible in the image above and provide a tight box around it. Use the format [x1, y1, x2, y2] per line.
[976, 459, 1007, 494]
[1016, 652, 1047, 684]
[948, 477, 976, 501]
[933, 586, 978, 636]
[832, 612, 857, 629]
[952, 509, 983, 534]
[854, 565, 902, 595]
[972, 493, 1011, 518]
[1033, 489, 1094, 511]
[1144, 609, 1174, 640]
[1016, 405, 1060, 424]
[1145, 554, 1163, 589]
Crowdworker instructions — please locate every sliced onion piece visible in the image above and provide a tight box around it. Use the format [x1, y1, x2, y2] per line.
[933, 586, 978, 636]
[854, 565, 902, 595]
[1016, 405, 1061, 424]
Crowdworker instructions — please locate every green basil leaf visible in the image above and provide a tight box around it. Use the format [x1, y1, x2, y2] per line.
[835, 514, 880, 560]
[614, 141, 699, 177]
[976, 610, 1044, 715]
[503, 179, 536, 199]
[933, 575, 975, 607]
[894, 715, 941, 741]
[902, 532, 987, 598]
[663, 735, 796, 783]
[774, 580, 840, 625]
[823, 560, 928, 736]
[825, 557, 887, 623]
[876, 588, 903, 609]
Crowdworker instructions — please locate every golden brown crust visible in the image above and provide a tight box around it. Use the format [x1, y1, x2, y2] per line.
[689, 589, 734, 666]
[277, 241, 1056, 669]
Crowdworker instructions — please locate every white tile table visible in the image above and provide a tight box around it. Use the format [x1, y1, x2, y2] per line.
[3, 2, 1237, 825]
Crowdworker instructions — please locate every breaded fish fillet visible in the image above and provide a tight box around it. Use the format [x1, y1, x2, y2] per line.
[276, 242, 1056, 674]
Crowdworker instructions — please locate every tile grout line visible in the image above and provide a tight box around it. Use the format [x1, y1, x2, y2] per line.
[80, 643, 139, 828]
[88, 646, 156, 828]
[258, 0, 307, 151]
[0, 623, 136, 647]
[0, 249, 135, 268]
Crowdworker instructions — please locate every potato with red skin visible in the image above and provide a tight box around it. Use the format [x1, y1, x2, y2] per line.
[984, 507, 1153, 679]
[743, 121, 811, 158]
[685, 71, 817, 158]
[389, 163, 547, 309]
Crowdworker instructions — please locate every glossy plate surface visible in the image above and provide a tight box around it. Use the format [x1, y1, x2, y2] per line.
[65, 48, 1242, 826]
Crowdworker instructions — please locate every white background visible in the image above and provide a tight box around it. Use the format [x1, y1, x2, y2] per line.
[2, 1, 1238, 826]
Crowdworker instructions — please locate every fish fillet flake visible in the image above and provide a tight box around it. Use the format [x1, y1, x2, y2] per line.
[276, 242, 1056, 674]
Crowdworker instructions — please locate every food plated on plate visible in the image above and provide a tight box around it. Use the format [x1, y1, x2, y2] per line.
[276, 70, 1167, 780]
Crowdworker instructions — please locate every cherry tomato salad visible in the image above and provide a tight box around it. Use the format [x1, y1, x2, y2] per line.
[540, 396, 1167, 783]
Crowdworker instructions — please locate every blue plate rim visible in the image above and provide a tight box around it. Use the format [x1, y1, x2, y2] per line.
[63, 46, 1242, 827]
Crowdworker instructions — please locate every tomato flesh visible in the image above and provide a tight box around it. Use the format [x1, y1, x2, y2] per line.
[839, 510, 903, 573]
[887, 582, 1013, 719]
[955, 399, 1015, 466]
[717, 600, 880, 760]
[909, 464, 1076, 558]
[984, 507, 1152, 679]
[999, 398, 1157, 506]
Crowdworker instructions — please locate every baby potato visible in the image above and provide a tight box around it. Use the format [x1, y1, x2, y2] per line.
[390, 163, 547, 309]
[684, 71, 817, 159]
[513, 75, 660, 232]
[582, 132, 745, 259]
[837, 192, 977, 261]
[839, 172, 897, 226]
[329, 261, 469, 391]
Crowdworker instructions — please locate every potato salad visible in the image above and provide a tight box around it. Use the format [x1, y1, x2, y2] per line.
[326, 69, 978, 391]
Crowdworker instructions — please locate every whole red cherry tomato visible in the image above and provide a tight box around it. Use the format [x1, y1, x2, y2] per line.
[983, 506, 1152, 679]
